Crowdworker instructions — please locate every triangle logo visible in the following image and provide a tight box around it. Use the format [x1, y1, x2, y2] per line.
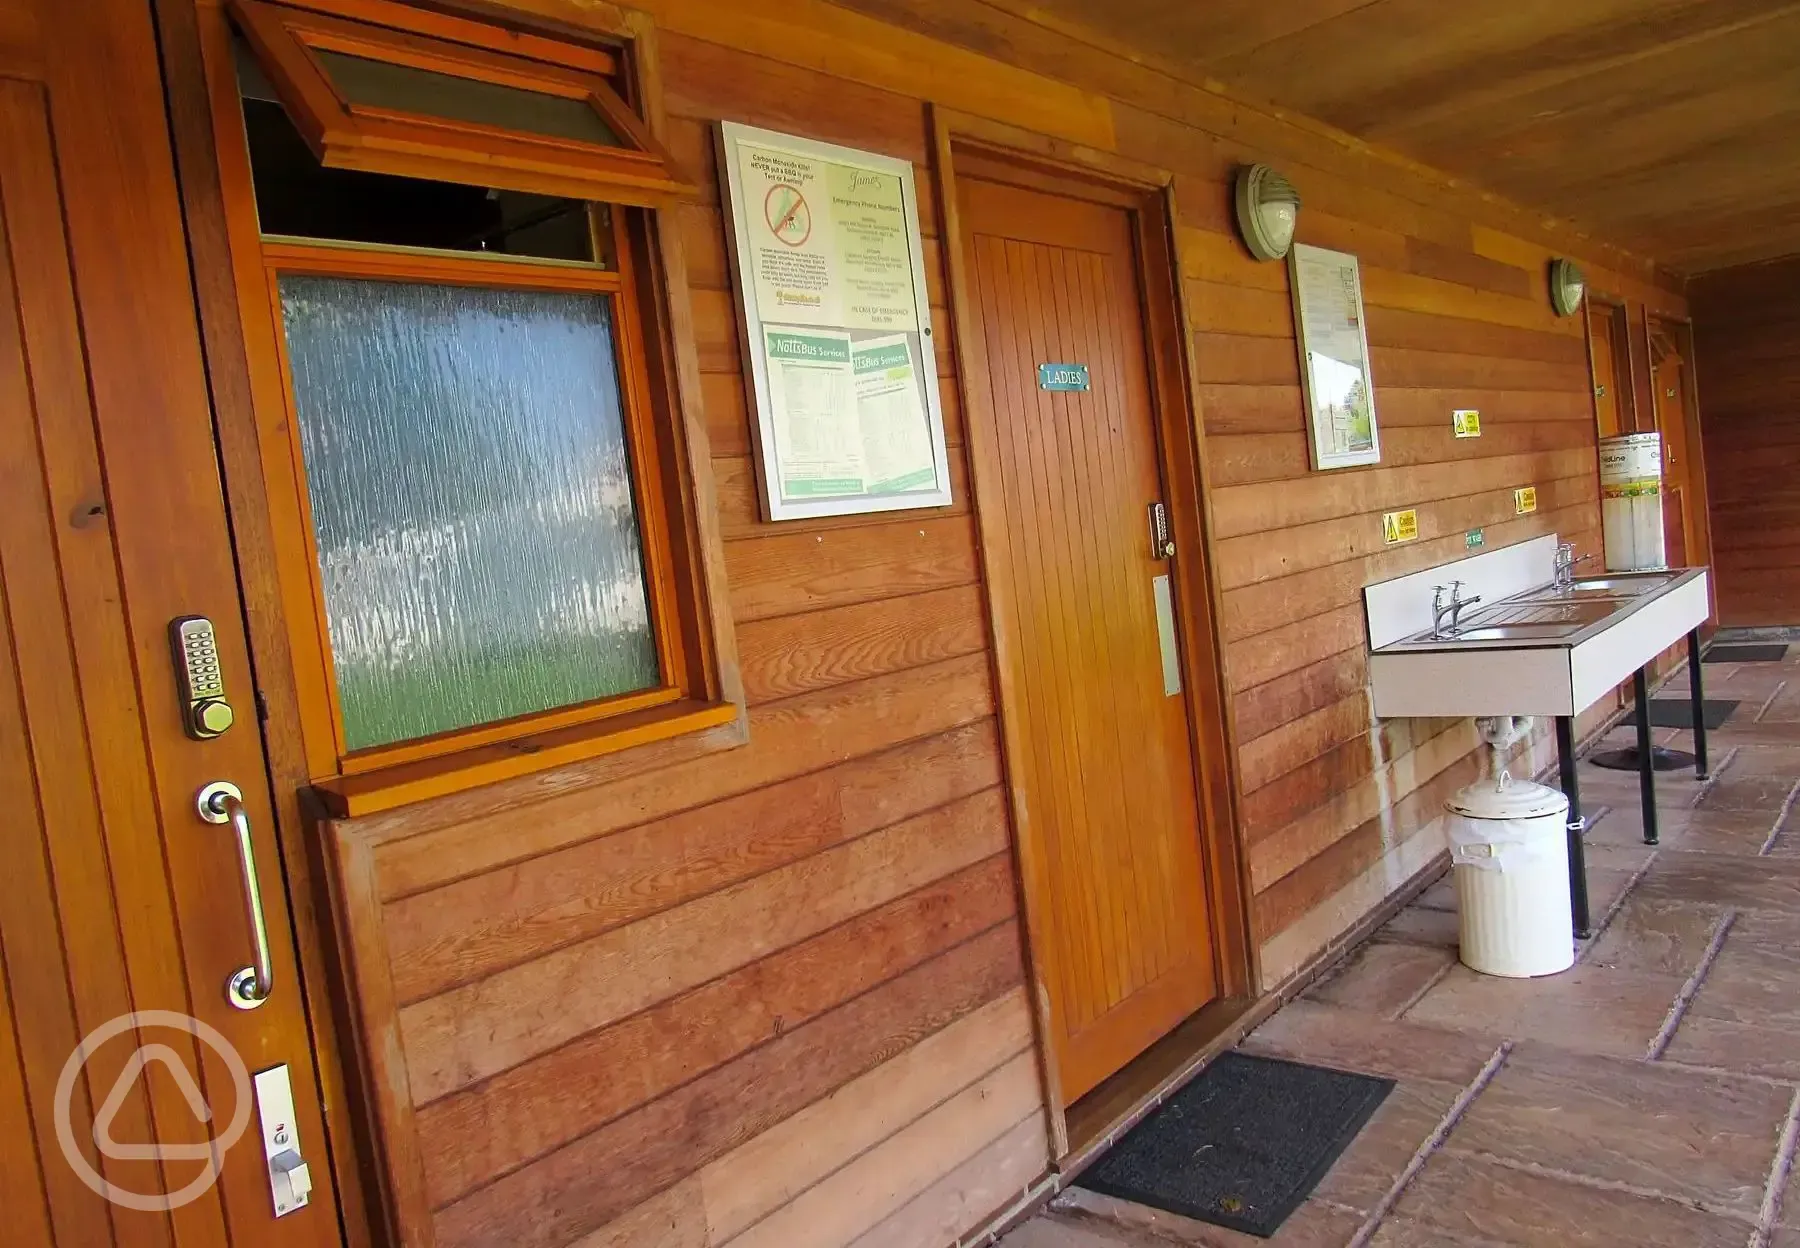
[92, 1044, 219, 1163]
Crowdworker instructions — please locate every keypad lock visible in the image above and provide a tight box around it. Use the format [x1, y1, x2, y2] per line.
[170, 616, 235, 740]
[1148, 501, 1176, 560]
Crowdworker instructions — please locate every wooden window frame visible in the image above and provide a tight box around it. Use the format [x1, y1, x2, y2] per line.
[235, 0, 625, 77]
[202, 0, 743, 817]
[230, 0, 696, 206]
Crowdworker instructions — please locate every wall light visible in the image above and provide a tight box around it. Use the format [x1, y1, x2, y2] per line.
[1234, 164, 1302, 261]
[1549, 258, 1587, 317]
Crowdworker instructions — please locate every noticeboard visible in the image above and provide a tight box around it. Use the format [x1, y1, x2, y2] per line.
[718, 122, 953, 521]
[1289, 243, 1382, 471]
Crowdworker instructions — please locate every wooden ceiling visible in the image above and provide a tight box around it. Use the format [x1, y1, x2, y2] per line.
[1021, 0, 1800, 273]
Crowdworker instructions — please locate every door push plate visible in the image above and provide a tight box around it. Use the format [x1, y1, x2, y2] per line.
[253, 1065, 313, 1217]
[1148, 501, 1175, 560]
[1152, 575, 1183, 697]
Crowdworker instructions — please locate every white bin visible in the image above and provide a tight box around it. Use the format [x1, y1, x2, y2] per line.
[1447, 774, 1574, 978]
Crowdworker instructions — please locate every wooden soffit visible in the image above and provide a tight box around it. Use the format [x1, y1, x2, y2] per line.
[986, 0, 1800, 274]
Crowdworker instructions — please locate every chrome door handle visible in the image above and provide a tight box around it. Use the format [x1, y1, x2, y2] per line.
[196, 781, 273, 1010]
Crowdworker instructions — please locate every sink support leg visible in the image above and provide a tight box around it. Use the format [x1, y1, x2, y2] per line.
[1556, 715, 1592, 940]
[1635, 667, 1659, 846]
[1688, 628, 1709, 780]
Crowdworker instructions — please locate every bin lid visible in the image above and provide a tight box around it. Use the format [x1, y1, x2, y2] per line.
[1447, 771, 1569, 820]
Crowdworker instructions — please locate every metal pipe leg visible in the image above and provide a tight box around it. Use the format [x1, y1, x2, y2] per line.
[1688, 628, 1709, 779]
[1557, 716, 1592, 939]
[1635, 668, 1659, 846]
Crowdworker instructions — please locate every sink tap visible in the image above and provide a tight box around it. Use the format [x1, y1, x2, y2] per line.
[1553, 543, 1596, 591]
[1431, 580, 1482, 638]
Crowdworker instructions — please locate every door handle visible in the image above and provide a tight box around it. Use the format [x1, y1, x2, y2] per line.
[196, 781, 273, 1010]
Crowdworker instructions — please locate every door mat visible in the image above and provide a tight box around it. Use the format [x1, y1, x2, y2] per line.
[1075, 1051, 1393, 1238]
[1705, 643, 1789, 663]
[1647, 698, 1739, 730]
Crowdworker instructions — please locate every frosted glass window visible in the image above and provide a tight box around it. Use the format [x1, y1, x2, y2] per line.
[277, 275, 660, 750]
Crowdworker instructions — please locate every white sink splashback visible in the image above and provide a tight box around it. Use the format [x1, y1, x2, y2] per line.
[1364, 534, 1560, 650]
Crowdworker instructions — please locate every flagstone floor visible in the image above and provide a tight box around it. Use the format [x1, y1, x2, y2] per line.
[1002, 644, 1800, 1248]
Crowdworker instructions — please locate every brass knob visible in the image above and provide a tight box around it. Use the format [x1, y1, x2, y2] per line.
[196, 699, 235, 736]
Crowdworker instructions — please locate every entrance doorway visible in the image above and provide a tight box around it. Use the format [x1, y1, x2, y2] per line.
[1650, 320, 1706, 570]
[0, 2, 345, 1244]
[1587, 299, 1633, 440]
[948, 153, 1240, 1110]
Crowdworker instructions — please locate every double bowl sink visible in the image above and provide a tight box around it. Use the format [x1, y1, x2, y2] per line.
[1389, 572, 1677, 648]
[1368, 566, 1711, 719]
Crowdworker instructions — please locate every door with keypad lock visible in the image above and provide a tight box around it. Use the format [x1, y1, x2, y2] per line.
[0, 1, 345, 1242]
[1651, 325, 1699, 569]
[955, 171, 1225, 1103]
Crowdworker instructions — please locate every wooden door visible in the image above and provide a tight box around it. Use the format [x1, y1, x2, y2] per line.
[957, 175, 1218, 1101]
[1588, 303, 1625, 439]
[1653, 337, 1697, 568]
[0, 2, 344, 1244]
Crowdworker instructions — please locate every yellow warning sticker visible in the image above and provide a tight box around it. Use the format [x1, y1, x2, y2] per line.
[1514, 486, 1538, 515]
[1452, 409, 1481, 438]
[1382, 509, 1419, 544]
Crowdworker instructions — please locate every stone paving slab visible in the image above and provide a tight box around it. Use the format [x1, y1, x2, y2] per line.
[1004, 656, 1800, 1247]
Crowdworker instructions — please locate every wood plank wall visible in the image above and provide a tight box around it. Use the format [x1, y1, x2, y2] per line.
[317, 2, 1688, 1245]
[1692, 256, 1800, 626]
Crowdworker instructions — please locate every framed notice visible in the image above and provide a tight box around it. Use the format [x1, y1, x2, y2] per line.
[1289, 243, 1382, 471]
[718, 122, 953, 521]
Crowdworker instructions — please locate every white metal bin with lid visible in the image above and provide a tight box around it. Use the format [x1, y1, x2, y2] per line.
[1446, 772, 1574, 978]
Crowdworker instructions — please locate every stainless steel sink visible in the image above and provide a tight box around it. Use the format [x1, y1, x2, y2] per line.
[1389, 596, 1615, 648]
[1578, 575, 1673, 592]
[1453, 623, 1584, 641]
[1463, 600, 1617, 628]
[1519, 573, 1676, 602]
[1368, 562, 1712, 718]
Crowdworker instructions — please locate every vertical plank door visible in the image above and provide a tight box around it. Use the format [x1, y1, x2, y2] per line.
[0, 0, 344, 1243]
[1589, 303, 1625, 439]
[957, 175, 1218, 1101]
[1654, 346, 1694, 569]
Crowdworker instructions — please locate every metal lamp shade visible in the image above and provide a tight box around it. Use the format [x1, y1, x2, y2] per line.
[1235, 164, 1301, 261]
[1550, 257, 1587, 316]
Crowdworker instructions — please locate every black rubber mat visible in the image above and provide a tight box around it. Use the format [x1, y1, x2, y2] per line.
[1705, 643, 1789, 664]
[1075, 1051, 1393, 1238]
[1647, 698, 1739, 730]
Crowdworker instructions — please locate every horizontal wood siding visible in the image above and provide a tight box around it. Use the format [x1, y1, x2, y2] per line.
[315, 2, 1684, 1244]
[322, 26, 1049, 1248]
[1185, 187, 1610, 982]
[1693, 256, 1800, 626]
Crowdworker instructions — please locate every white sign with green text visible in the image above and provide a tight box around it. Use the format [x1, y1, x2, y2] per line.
[720, 122, 952, 520]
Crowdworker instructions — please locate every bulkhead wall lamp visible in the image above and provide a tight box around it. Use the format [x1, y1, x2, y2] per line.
[1549, 257, 1587, 316]
[1234, 163, 1302, 261]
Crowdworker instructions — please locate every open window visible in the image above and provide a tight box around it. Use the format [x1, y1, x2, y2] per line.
[229, 0, 693, 205]
[213, 1, 738, 815]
